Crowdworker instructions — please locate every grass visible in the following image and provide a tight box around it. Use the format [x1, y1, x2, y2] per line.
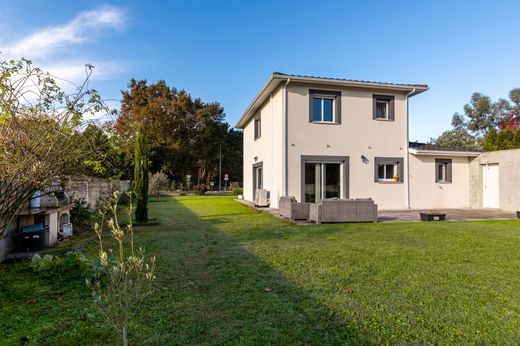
[2, 195, 520, 344]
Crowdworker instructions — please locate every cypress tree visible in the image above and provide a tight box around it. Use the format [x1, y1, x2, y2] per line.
[134, 125, 149, 223]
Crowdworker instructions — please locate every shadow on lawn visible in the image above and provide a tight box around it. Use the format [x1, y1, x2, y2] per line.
[136, 197, 370, 345]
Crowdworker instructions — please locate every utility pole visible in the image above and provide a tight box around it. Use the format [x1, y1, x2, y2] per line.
[218, 144, 222, 191]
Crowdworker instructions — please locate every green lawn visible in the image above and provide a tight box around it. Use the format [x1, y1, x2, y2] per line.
[2, 196, 520, 345]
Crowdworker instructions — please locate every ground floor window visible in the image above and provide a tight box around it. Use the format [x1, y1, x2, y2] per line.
[377, 162, 398, 182]
[435, 159, 452, 183]
[304, 162, 341, 203]
[374, 157, 404, 183]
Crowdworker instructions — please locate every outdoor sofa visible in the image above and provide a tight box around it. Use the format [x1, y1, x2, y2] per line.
[308, 198, 377, 224]
[279, 196, 309, 221]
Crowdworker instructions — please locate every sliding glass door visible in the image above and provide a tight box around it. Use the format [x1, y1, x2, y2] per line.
[304, 162, 341, 203]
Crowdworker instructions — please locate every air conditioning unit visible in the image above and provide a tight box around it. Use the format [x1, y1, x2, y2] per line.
[254, 189, 270, 207]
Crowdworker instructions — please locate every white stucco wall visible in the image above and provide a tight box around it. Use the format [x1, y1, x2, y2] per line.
[286, 83, 409, 210]
[243, 86, 284, 208]
[409, 154, 472, 209]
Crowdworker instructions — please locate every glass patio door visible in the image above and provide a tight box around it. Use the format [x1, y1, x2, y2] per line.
[304, 162, 341, 203]
[253, 165, 263, 200]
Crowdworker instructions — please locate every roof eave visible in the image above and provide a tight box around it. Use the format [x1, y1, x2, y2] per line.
[235, 74, 286, 128]
[409, 148, 480, 157]
[272, 73, 429, 95]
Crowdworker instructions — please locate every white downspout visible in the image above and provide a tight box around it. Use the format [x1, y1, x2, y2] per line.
[270, 92, 274, 202]
[283, 78, 291, 196]
[405, 88, 416, 209]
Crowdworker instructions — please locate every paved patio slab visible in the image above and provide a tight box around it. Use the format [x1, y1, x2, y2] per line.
[378, 208, 518, 222]
[236, 199, 518, 223]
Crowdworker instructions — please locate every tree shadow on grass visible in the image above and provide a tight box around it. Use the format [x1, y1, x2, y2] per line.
[133, 197, 371, 345]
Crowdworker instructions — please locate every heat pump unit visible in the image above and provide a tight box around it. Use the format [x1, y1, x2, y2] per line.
[254, 189, 270, 207]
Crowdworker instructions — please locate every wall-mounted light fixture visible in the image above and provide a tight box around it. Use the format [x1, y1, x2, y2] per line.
[361, 155, 369, 164]
[254, 156, 258, 162]
[326, 144, 331, 148]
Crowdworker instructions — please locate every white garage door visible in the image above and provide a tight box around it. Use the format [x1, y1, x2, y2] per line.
[482, 164, 499, 208]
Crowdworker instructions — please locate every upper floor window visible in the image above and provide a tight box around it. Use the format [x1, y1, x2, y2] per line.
[312, 96, 335, 122]
[435, 159, 452, 183]
[309, 89, 341, 124]
[373, 95, 395, 121]
[254, 114, 261, 140]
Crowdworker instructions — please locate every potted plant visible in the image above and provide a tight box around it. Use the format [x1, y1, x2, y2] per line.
[419, 212, 446, 221]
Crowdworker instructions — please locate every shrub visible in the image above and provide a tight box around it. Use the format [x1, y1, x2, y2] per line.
[70, 199, 94, 232]
[30, 252, 96, 279]
[192, 184, 207, 196]
[134, 125, 149, 223]
[149, 172, 169, 196]
[90, 192, 156, 346]
[230, 182, 243, 195]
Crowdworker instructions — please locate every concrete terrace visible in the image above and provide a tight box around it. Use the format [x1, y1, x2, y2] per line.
[236, 199, 518, 223]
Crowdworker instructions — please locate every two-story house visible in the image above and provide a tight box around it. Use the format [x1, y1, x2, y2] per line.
[236, 73, 480, 210]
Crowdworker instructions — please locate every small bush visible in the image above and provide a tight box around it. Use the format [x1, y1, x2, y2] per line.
[230, 182, 243, 195]
[30, 252, 97, 279]
[90, 192, 156, 346]
[192, 184, 207, 195]
[70, 199, 94, 232]
[149, 172, 170, 195]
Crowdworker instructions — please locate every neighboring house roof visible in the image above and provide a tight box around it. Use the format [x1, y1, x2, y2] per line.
[235, 72, 429, 128]
[408, 142, 481, 157]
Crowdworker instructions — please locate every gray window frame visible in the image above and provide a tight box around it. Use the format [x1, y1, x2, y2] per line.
[373, 95, 395, 121]
[254, 114, 261, 140]
[435, 159, 452, 183]
[374, 157, 404, 183]
[300, 155, 349, 202]
[309, 89, 341, 124]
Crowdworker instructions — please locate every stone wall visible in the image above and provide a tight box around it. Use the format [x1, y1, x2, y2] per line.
[65, 177, 131, 210]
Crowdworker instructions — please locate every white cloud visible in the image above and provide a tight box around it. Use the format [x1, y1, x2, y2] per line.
[3, 5, 126, 59]
[45, 60, 127, 83]
[1, 5, 128, 121]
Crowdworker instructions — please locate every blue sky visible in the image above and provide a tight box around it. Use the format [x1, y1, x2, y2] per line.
[1, 0, 519, 141]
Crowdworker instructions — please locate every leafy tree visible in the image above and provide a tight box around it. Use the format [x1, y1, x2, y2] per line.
[133, 125, 149, 223]
[462, 93, 510, 135]
[114, 79, 242, 187]
[75, 123, 129, 179]
[481, 117, 520, 151]
[430, 113, 479, 149]
[510, 88, 520, 111]
[149, 172, 169, 196]
[432, 88, 520, 151]
[0, 58, 107, 235]
[432, 128, 479, 150]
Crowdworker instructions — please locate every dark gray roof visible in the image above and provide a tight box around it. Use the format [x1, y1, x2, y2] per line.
[409, 142, 481, 152]
[273, 72, 429, 89]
